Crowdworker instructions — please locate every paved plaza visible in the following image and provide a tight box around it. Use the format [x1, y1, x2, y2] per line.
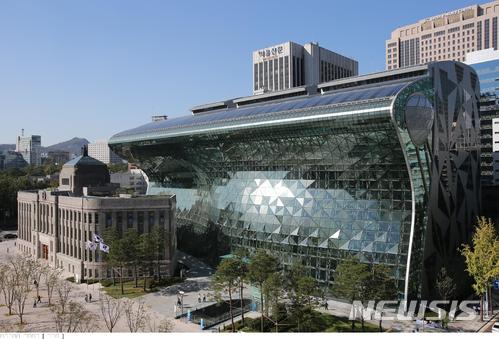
[0, 236, 495, 333]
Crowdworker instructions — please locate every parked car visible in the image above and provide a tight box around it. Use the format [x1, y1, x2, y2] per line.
[3, 234, 17, 239]
[492, 322, 499, 333]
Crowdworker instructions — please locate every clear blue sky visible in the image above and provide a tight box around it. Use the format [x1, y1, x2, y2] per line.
[0, 0, 479, 145]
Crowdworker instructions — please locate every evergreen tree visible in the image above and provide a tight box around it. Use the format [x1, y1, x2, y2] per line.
[247, 250, 279, 332]
[212, 258, 240, 332]
[332, 256, 369, 330]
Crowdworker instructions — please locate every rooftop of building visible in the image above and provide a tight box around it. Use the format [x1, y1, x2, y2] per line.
[388, 0, 499, 34]
[109, 63, 436, 146]
[63, 146, 106, 168]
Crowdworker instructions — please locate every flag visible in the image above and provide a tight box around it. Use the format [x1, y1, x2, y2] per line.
[99, 242, 110, 253]
[93, 234, 104, 243]
[85, 240, 97, 251]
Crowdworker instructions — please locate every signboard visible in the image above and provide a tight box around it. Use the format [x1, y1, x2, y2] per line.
[254, 43, 289, 62]
[257, 46, 284, 59]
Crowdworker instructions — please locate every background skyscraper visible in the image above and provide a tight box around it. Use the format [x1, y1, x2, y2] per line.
[15, 133, 41, 166]
[386, 0, 499, 70]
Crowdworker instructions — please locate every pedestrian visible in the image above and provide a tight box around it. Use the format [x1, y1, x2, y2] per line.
[198, 293, 201, 303]
[37, 295, 41, 303]
[89, 293, 92, 302]
[85, 295, 88, 303]
[324, 301, 328, 310]
[203, 294, 206, 302]
[33, 300, 37, 308]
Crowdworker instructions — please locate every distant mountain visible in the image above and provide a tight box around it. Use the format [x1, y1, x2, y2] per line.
[44, 137, 89, 156]
[0, 144, 15, 152]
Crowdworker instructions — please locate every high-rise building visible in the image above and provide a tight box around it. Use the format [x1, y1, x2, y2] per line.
[386, 0, 499, 70]
[16, 134, 42, 166]
[110, 61, 480, 301]
[88, 140, 123, 164]
[252, 42, 358, 95]
[466, 48, 499, 186]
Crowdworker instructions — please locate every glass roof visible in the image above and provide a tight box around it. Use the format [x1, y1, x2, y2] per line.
[110, 80, 413, 143]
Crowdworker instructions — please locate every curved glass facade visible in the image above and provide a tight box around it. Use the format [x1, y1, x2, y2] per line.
[110, 62, 480, 301]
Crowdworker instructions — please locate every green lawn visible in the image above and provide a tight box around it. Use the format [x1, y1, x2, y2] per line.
[103, 279, 149, 299]
[225, 309, 382, 332]
[102, 276, 184, 299]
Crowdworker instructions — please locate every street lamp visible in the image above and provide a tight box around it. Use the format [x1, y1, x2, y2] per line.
[179, 290, 185, 317]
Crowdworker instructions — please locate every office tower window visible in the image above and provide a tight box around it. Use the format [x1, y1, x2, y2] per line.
[284, 56, 289, 89]
[127, 212, 133, 228]
[269, 60, 273, 91]
[478, 21, 482, 50]
[279, 57, 283, 90]
[149, 211, 155, 228]
[258, 62, 263, 90]
[300, 58, 304, 86]
[292, 56, 296, 87]
[485, 19, 490, 49]
[274, 59, 278, 90]
[117, 212, 123, 227]
[264, 61, 268, 90]
[138, 212, 144, 234]
[494, 17, 498, 49]
[253, 64, 258, 91]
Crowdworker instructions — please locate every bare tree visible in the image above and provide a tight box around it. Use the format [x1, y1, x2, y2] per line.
[10, 254, 38, 324]
[55, 280, 73, 314]
[51, 300, 100, 332]
[99, 294, 123, 332]
[147, 316, 173, 333]
[0, 264, 15, 315]
[123, 299, 148, 332]
[43, 267, 61, 306]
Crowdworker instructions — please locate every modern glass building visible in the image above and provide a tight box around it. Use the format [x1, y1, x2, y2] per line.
[109, 61, 480, 302]
[467, 48, 499, 186]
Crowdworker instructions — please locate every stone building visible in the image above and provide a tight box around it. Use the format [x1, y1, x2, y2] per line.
[17, 147, 176, 280]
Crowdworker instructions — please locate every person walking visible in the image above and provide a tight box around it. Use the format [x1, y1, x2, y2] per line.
[203, 294, 206, 302]
[85, 295, 88, 303]
[198, 294, 201, 304]
[37, 295, 41, 304]
[88, 293, 92, 302]
[33, 300, 37, 308]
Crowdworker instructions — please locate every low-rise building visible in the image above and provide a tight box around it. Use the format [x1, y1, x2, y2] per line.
[17, 147, 176, 280]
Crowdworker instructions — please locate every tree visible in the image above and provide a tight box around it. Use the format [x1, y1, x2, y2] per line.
[212, 258, 240, 332]
[123, 229, 141, 288]
[51, 300, 99, 332]
[139, 232, 155, 291]
[105, 228, 127, 295]
[284, 262, 318, 331]
[0, 264, 15, 315]
[55, 280, 73, 315]
[10, 254, 38, 324]
[151, 224, 166, 280]
[247, 250, 279, 332]
[43, 267, 62, 306]
[99, 294, 123, 332]
[262, 271, 285, 331]
[333, 256, 369, 330]
[233, 248, 249, 326]
[461, 216, 499, 321]
[363, 264, 397, 332]
[123, 299, 148, 332]
[147, 316, 173, 332]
